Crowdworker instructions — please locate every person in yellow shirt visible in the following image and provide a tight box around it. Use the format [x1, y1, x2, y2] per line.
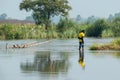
[78, 30, 85, 69]
[78, 30, 85, 52]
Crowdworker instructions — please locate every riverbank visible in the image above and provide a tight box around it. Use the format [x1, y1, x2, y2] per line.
[0, 23, 80, 39]
[89, 38, 120, 50]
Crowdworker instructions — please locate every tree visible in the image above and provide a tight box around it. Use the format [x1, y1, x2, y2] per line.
[0, 13, 7, 20]
[111, 17, 120, 37]
[86, 19, 108, 37]
[19, 0, 71, 29]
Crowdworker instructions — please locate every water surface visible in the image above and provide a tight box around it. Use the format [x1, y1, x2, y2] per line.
[0, 38, 120, 80]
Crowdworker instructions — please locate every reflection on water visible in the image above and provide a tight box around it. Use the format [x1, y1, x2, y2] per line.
[113, 52, 120, 58]
[78, 50, 85, 69]
[1, 38, 120, 80]
[21, 51, 69, 74]
[90, 50, 120, 58]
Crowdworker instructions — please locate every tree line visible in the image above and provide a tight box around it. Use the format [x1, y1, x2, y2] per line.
[0, 0, 120, 39]
[0, 16, 120, 39]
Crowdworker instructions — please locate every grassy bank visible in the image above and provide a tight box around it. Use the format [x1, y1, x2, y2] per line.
[1, 17, 120, 40]
[90, 38, 120, 50]
[0, 24, 59, 39]
[0, 23, 83, 40]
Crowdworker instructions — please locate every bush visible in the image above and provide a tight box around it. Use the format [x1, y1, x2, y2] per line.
[101, 29, 114, 37]
[112, 38, 120, 45]
[86, 19, 108, 37]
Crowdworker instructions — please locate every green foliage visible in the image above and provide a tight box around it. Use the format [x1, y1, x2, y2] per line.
[0, 17, 88, 39]
[57, 17, 76, 32]
[0, 23, 59, 39]
[57, 17, 87, 38]
[112, 38, 120, 45]
[75, 24, 89, 34]
[86, 19, 108, 37]
[90, 38, 120, 50]
[59, 28, 76, 38]
[101, 29, 114, 37]
[89, 43, 100, 50]
[0, 24, 21, 39]
[47, 24, 58, 38]
[110, 17, 120, 37]
[19, 0, 71, 29]
[1, 16, 120, 40]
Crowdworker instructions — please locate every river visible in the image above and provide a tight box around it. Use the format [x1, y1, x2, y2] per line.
[0, 38, 120, 80]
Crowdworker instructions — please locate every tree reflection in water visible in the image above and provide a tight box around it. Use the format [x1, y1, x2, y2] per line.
[21, 51, 69, 73]
[91, 51, 120, 58]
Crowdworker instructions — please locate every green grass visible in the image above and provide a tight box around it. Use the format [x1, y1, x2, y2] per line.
[0, 23, 78, 39]
[90, 38, 120, 50]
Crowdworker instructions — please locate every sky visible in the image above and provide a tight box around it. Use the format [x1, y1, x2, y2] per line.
[0, 0, 120, 20]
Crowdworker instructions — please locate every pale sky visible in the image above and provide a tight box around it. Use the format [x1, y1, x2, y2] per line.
[0, 0, 120, 20]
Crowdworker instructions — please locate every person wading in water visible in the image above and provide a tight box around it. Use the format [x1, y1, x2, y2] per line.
[78, 30, 85, 69]
[78, 30, 85, 53]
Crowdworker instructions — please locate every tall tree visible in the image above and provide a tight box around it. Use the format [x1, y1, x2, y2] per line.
[19, 0, 71, 29]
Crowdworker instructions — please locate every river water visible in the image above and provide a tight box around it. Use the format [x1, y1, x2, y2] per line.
[0, 38, 120, 80]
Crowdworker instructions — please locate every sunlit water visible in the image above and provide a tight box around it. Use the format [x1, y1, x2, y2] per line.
[0, 38, 120, 80]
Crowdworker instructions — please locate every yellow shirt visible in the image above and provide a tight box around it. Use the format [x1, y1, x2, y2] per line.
[78, 32, 85, 38]
[78, 32, 85, 42]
